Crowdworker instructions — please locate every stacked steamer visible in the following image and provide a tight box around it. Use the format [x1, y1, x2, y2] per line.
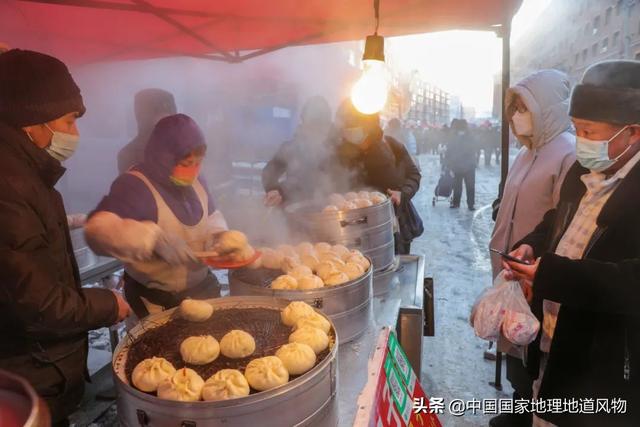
[285, 191, 397, 295]
[228, 241, 373, 343]
[112, 298, 338, 427]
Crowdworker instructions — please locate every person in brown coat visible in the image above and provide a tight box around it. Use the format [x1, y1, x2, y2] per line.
[0, 49, 129, 427]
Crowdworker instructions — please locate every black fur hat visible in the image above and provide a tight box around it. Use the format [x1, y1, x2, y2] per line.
[569, 60, 640, 125]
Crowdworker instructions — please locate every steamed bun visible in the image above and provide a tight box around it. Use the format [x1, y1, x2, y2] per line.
[294, 312, 331, 334]
[287, 265, 313, 281]
[340, 262, 365, 280]
[323, 205, 339, 213]
[331, 244, 351, 260]
[276, 244, 297, 258]
[280, 255, 300, 273]
[343, 201, 357, 210]
[157, 368, 204, 402]
[180, 335, 220, 365]
[370, 192, 386, 204]
[357, 191, 371, 199]
[217, 230, 248, 253]
[346, 253, 371, 270]
[289, 326, 329, 354]
[276, 343, 317, 375]
[314, 242, 332, 254]
[324, 271, 350, 287]
[244, 356, 289, 391]
[318, 252, 345, 267]
[315, 262, 338, 281]
[261, 248, 284, 270]
[295, 242, 315, 257]
[178, 299, 213, 322]
[344, 192, 358, 201]
[297, 275, 325, 290]
[220, 330, 256, 359]
[232, 245, 255, 262]
[202, 369, 250, 401]
[281, 301, 316, 326]
[132, 357, 176, 392]
[271, 275, 298, 290]
[354, 198, 373, 208]
[300, 253, 320, 271]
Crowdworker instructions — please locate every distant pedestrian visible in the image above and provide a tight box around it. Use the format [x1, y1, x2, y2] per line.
[445, 119, 477, 210]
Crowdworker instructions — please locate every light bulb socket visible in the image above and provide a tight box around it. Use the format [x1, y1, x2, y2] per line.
[362, 34, 385, 62]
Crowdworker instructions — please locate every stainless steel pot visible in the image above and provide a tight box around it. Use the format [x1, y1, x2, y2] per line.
[229, 266, 373, 344]
[285, 199, 396, 273]
[372, 258, 400, 297]
[113, 296, 338, 427]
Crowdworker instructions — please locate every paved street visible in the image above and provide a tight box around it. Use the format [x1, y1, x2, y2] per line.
[413, 153, 514, 426]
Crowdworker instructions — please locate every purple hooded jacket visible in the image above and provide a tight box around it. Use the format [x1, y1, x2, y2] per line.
[94, 114, 215, 225]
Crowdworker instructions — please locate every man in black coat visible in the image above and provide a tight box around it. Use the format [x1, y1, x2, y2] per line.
[445, 119, 477, 210]
[0, 49, 129, 426]
[334, 99, 423, 254]
[504, 60, 640, 427]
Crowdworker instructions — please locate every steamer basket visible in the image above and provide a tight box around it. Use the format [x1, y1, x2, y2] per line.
[113, 296, 338, 427]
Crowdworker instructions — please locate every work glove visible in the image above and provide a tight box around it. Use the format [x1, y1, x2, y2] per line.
[153, 232, 198, 266]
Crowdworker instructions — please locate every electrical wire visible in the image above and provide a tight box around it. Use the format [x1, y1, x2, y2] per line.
[374, 0, 380, 35]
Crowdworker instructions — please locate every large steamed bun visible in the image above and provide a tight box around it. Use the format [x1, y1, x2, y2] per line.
[276, 244, 297, 258]
[220, 330, 256, 359]
[244, 356, 289, 391]
[295, 242, 315, 257]
[132, 357, 176, 392]
[261, 248, 284, 270]
[280, 255, 300, 273]
[323, 205, 339, 213]
[178, 299, 213, 322]
[370, 192, 386, 204]
[276, 343, 317, 375]
[344, 192, 358, 201]
[315, 262, 338, 281]
[331, 244, 351, 260]
[297, 275, 325, 290]
[287, 265, 313, 281]
[354, 198, 373, 208]
[217, 230, 248, 253]
[300, 253, 320, 271]
[202, 369, 250, 401]
[357, 191, 371, 199]
[180, 335, 220, 365]
[314, 242, 332, 254]
[271, 275, 298, 290]
[289, 326, 329, 354]
[294, 312, 331, 334]
[328, 193, 346, 206]
[318, 252, 345, 267]
[340, 262, 365, 280]
[346, 253, 371, 271]
[157, 368, 204, 402]
[281, 301, 316, 326]
[324, 271, 350, 287]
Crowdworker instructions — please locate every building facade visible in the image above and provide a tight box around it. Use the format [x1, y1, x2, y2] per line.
[513, 0, 640, 83]
[406, 79, 450, 126]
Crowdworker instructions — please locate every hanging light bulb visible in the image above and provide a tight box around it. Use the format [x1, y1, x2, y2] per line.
[351, 1, 388, 115]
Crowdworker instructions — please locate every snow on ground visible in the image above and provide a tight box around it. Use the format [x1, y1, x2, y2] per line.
[413, 153, 514, 426]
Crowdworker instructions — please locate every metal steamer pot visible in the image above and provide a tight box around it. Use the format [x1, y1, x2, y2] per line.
[285, 199, 396, 273]
[229, 265, 373, 344]
[0, 370, 50, 427]
[113, 296, 339, 427]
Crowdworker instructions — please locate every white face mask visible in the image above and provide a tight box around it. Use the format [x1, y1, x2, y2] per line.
[343, 127, 366, 145]
[576, 125, 631, 172]
[44, 124, 79, 162]
[512, 111, 533, 137]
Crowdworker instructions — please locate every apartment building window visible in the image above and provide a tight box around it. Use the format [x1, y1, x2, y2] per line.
[583, 49, 588, 62]
[613, 31, 620, 47]
[605, 7, 613, 25]
[593, 15, 600, 34]
[592, 43, 598, 56]
[616, 0, 623, 16]
[602, 38, 609, 53]
[585, 23, 591, 36]
[575, 53, 580, 64]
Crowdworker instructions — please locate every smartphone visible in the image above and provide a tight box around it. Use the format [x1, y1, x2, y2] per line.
[490, 248, 530, 265]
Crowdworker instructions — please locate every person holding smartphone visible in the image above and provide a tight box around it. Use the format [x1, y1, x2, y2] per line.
[504, 60, 640, 427]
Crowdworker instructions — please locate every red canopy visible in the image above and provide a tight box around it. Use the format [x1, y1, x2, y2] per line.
[1, 0, 521, 65]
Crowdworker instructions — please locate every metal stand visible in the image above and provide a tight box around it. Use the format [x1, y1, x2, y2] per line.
[490, 352, 503, 390]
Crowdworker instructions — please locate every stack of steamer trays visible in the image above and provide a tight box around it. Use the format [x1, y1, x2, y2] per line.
[112, 296, 339, 427]
[285, 190, 398, 296]
[229, 241, 373, 343]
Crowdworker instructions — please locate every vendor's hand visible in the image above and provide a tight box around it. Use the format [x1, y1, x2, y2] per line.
[387, 189, 402, 206]
[154, 232, 198, 266]
[112, 291, 131, 322]
[503, 256, 540, 283]
[264, 190, 283, 207]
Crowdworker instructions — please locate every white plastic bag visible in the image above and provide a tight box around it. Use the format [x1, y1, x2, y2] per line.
[470, 271, 540, 345]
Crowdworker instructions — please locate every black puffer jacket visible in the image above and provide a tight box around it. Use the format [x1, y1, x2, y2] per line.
[0, 122, 118, 421]
[518, 161, 640, 427]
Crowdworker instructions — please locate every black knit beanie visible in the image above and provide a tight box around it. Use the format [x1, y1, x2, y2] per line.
[0, 49, 85, 127]
[569, 60, 640, 125]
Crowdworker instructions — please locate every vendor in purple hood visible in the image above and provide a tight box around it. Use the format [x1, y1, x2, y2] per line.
[85, 114, 227, 319]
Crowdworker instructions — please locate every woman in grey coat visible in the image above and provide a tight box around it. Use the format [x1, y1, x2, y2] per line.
[488, 69, 576, 427]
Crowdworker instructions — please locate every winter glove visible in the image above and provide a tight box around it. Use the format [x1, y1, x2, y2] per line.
[153, 232, 198, 266]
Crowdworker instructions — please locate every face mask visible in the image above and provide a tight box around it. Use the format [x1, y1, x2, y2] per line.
[44, 124, 79, 162]
[343, 127, 366, 145]
[170, 163, 201, 186]
[576, 125, 631, 172]
[512, 111, 533, 137]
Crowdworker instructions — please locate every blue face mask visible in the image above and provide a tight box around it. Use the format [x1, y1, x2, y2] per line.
[576, 125, 630, 172]
[44, 124, 79, 162]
